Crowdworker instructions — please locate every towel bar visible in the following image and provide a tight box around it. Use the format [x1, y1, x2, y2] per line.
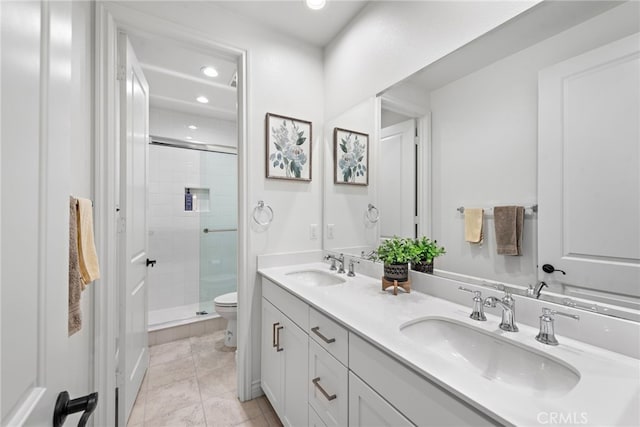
[457, 204, 537, 214]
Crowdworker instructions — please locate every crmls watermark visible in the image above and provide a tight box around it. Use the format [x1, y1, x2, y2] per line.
[537, 412, 589, 425]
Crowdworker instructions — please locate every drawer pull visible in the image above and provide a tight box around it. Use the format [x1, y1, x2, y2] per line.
[276, 325, 284, 352]
[272, 322, 280, 348]
[311, 326, 336, 344]
[312, 377, 336, 401]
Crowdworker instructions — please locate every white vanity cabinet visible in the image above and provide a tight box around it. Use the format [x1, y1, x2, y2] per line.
[349, 372, 413, 427]
[261, 276, 498, 427]
[261, 282, 309, 427]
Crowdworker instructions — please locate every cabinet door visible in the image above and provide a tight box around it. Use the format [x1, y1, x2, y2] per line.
[280, 314, 309, 427]
[349, 373, 414, 427]
[261, 299, 282, 415]
[309, 340, 348, 427]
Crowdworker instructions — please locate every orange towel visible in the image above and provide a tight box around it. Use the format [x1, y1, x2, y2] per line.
[69, 197, 82, 336]
[76, 198, 100, 287]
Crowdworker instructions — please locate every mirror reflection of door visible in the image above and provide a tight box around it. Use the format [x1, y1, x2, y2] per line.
[379, 118, 416, 239]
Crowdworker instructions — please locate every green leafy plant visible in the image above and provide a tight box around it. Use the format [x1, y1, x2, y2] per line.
[412, 237, 446, 264]
[374, 236, 418, 265]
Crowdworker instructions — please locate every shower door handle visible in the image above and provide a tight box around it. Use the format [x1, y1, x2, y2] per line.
[272, 322, 279, 348]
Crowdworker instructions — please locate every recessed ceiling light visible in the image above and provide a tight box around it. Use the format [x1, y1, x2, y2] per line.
[188, 125, 198, 130]
[196, 96, 209, 104]
[306, 0, 326, 10]
[185, 136, 193, 140]
[201, 66, 218, 78]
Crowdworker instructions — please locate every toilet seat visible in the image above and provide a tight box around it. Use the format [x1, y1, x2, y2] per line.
[214, 292, 237, 307]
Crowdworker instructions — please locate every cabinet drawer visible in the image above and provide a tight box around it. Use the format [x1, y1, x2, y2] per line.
[309, 340, 348, 427]
[349, 333, 497, 426]
[309, 308, 348, 365]
[262, 277, 309, 330]
[309, 405, 328, 427]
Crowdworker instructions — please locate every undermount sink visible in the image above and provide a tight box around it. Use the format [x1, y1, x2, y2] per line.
[400, 317, 580, 397]
[285, 270, 346, 286]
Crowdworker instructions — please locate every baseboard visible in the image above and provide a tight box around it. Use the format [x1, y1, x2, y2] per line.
[251, 380, 264, 400]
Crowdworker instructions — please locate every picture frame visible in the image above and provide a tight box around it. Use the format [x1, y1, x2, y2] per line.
[265, 113, 312, 181]
[334, 127, 369, 186]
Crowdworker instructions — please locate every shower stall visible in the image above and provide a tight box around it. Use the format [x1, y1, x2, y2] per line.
[147, 142, 237, 329]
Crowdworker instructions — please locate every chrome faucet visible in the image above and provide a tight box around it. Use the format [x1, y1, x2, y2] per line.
[535, 307, 579, 346]
[324, 253, 345, 274]
[484, 291, 518, 332]
[527, 281, 548, 299]
[458, 287, 486, 321]
[347, 259, 359, 277]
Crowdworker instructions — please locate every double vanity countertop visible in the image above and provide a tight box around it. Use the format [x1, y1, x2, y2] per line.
[258, 262, 640, 426]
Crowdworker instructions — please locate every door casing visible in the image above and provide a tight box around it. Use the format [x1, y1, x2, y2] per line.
[93, 3, 249, 425]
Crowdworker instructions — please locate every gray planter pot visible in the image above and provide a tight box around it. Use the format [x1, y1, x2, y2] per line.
[411, 260, 434, 274]
[383, 263, 409, 282]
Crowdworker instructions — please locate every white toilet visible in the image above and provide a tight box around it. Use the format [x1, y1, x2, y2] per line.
[214, 292, 238, 347]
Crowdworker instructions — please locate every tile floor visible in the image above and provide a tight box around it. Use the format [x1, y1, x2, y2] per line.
[127, 330, 283, 427]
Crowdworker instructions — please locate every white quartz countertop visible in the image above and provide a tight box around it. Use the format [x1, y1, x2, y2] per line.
[258, 262, 640, 426]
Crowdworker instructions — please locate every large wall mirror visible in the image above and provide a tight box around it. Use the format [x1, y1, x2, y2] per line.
[323, 0, 640, 320]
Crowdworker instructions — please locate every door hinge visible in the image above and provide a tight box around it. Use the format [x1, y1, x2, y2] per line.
[116, 64, 125, 81]
[117, 217, 126, 234]
[414, 136, 419, 145]
[414, 216, 419, 224]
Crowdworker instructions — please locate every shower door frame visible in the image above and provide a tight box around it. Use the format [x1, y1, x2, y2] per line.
[94, 3, 250, 425]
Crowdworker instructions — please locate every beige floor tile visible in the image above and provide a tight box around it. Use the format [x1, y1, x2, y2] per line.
[193, 349, 235, 377]
[255, 396, 273, 417]
[144, 402, 206, 427]
[147, 355, 196, 390]
[198, 364, 237, 401]
[202, 392, 262, 427]
[150, 338, 192, 366]
[234, 414, 270, 427]
[190, 330, 225, 354]
[263, 410, 283, 427]
[144, 377, 202, 421]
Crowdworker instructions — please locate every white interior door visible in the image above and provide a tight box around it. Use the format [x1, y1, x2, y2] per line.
[118, 32, 150, 424]
[1, 1, 88, 425]
[379, 119, 416, 239]
[538, 33, 640, 304]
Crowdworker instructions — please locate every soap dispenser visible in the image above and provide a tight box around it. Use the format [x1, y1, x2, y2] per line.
[185, 188, 193, 211]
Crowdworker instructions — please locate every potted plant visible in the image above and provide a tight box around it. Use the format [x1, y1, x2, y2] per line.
[411, 237, 446, 274]
[375, 237, 417, 282]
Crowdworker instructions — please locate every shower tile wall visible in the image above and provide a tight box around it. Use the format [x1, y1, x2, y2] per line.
[148, 143, 238, 315]
[148, 145, 202, 312]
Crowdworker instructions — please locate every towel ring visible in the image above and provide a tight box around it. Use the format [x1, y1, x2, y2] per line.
[253, 201, 274, 226]
[366, 204, 379, 223]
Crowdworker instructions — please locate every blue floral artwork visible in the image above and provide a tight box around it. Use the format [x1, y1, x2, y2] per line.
[266, 113, 312, 181]
[334, 128, 369, 186]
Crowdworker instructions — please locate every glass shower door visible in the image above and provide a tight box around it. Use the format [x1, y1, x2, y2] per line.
[198, 151, 238, 314]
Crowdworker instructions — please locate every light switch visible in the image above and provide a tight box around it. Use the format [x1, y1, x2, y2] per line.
[310, 224, 318, 240]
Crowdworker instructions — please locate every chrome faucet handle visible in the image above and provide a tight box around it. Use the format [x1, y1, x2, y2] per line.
[458, 287, 486, 321]
[324, 255, 337, 271]
[347, 259, 359, 277]
[535, 307, 579, 346]
[337, 253, 346, 274]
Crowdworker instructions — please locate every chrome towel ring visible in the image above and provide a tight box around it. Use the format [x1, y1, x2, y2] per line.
[366, 204, 379, 223]
[253, 200, 274, 226]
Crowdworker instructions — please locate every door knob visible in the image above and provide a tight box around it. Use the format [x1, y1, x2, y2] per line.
[542, 264, 566, 275]
[146, 258, 157, 267]
[53, 391, 98, 427]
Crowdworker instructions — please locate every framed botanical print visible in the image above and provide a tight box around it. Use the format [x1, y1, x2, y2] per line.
[334, 127, 369, 186]
[265, 113, 312, 181]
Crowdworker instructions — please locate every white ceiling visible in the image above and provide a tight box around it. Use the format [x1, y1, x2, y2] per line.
[213, 0, 370, 47]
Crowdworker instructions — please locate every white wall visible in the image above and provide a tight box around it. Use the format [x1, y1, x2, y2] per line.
[324, 97, 379, 255]
[119, 1, 325, 395]
[150, 107, 237, 149]
[324, 0, 540, 120]
[429, 1, 640, 287]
